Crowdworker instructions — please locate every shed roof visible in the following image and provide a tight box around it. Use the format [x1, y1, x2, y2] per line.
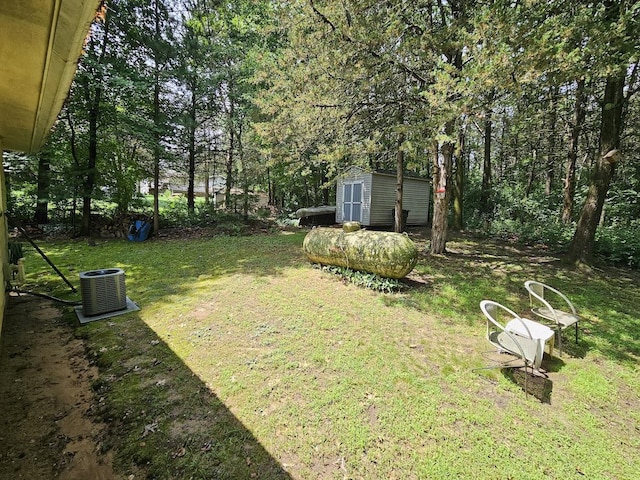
[338, 165, 430, 182]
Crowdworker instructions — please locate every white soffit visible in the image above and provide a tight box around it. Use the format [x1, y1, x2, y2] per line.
[0, 0, 100, 153]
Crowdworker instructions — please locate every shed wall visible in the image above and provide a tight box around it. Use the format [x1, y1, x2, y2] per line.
[402, 178, 430, 225]
[336, 167, 372, 225]
[336, 167, 430, 226]
[369, 174, 429, 226]
[369, 174, 397, 225]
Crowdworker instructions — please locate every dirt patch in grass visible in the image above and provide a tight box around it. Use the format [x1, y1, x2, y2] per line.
[0, 294, 122, 480]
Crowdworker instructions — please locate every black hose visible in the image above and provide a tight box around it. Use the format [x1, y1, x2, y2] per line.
[10, 288, 82, 306]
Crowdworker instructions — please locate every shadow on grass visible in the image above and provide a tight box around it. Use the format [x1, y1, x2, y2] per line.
[403, 231, 640, 366]
[554, 337, 588, 359]
[504, 369, 554, 404]
[72, 308, 292, 479]
[475, 350, 565, 404]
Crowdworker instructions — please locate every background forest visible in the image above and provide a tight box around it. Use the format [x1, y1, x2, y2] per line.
[4, 0, 640, 267]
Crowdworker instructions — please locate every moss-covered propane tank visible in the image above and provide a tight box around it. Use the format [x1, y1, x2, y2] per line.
[303, 226, 418, 279]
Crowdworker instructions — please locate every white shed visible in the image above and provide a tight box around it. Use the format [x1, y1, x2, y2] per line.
[335, 166, 430, 227]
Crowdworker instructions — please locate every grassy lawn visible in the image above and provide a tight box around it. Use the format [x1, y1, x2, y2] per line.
[21, 229, 640, 479]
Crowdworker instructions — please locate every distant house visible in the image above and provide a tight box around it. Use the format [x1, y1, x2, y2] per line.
[335, 166, 430, 227]
[140, 173, 226, 199]
[141, 174, 268, 210]
[211, 187, 269, 210]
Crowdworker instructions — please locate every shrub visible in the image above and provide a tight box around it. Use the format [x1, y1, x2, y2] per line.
[594, 223, 640, 268]
[319, 265, 403, 293]
[488, 217, 574, 250]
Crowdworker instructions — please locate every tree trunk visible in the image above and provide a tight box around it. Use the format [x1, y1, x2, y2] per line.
[394, 133, 405, 233]
[67, 108, 79, 232]
[72, 185, 78, 232]
[525, 148, 537, 198]
[545, 86, 559, 196]
[267, 167, 275, 206]
[225, 120, 235, 210]
[562, 78, 586, 224]
[153, 68, 161, 235]
[34, 153, 50, 224]
[452, 124, 465, 231]
[187, 83, 197, 215]
[499, 116, 508, 181]
[239, 123, 249, 221]
[430, 45, 461, 253]
[321, 168, 330, 205]
[152, 0, 161, 235]
[78, 12, 110, 237]
[479, 109, 492, 219]
[431, 121, 454, 254]
[204, 158, 210, 205]
[567, 75, 624, 264]
[81, 90, 100, 236]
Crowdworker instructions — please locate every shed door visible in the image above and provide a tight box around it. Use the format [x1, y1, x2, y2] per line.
[343, 182, 363, 222]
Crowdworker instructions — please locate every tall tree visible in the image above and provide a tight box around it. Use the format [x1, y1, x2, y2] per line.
[568, 0, 638, 263]
[113, 0, 177, 233]
[34, 152, 51, 224]
[149, 0, 176, 233]
[71, 5, 111, 236]
[545, 86, 559, 197]
[394, 131, 405, 233]
[479, 107, 492, 221]
[562, 78, 586, 224]
[429, 0, 468, 254]
[178, 0, 221, 214]
[568, 78, 624, 263]
[452, 121, 466, 231]
[431, 119, 456, 253]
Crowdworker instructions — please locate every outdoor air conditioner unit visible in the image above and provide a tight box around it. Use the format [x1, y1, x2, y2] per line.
[79, 268, 127, 316]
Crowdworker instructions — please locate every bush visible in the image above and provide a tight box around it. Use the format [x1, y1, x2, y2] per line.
[319, 265, 403, 293]
[488, 218, 574, 250]
[7, 191, 36, 222]
[594, 223, 640, 268]
[480, 217, 640, 269]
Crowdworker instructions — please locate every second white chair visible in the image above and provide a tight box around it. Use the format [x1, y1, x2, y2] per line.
[524, 280, 580, 355]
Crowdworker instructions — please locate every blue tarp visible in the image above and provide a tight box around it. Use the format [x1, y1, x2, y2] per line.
[127, 220, 151, 242]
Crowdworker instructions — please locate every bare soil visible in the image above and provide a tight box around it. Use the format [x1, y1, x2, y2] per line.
[0, 293, 122, 480]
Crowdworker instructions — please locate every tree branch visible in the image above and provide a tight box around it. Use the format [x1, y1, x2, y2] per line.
[624, 61, 640, 100]
[309, 0, 336, 31]
[64, 105, 80, 168]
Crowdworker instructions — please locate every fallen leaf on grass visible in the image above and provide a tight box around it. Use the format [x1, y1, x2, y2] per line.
[172, 447, 187, 458]
[142, 421, 158, 438]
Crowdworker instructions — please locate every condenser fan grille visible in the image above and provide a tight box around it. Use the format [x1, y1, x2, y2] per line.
[80, 268, 127, 316]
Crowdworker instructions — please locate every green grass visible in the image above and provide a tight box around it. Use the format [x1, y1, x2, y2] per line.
[19, 229, 640, 479]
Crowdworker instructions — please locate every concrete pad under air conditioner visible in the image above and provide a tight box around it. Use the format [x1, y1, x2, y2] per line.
[75, 296, 140, 324]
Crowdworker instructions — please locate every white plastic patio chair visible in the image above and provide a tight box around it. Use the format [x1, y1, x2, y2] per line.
[476, 300, 555, 395]
[524, 281, 580, 355]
